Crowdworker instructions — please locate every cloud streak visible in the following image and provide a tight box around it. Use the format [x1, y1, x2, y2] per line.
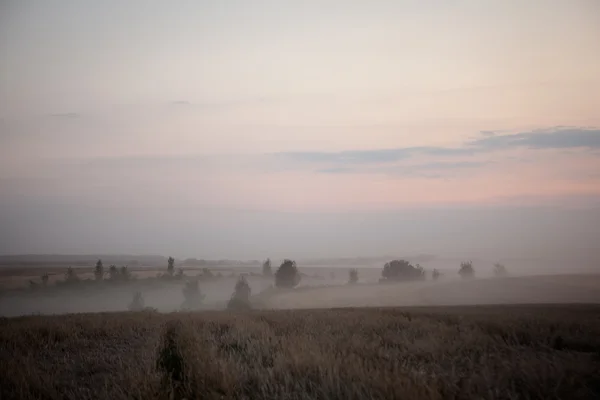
[275, 127, 600, 172]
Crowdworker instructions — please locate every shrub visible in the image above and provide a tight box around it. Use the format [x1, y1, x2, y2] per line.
[181, 279, 205, 310]
[493, 263, 508, 277]
[380, 260, 425, 282]
[167, 257, 175, 277]
[108, 265, 119, 281]
[459, 261, 475, 279]
[176, 268, 185, 279]
[129, 292, 145, 311]
[432, 269, 441, 281]
[120, 266, 131, 280]
[94, 259, 104, 281]
[65, 267, 80, 284]
[348, 269, 358, 284]
[275, 259, 301, 288]
[227, 276, 252, 310]
[41, 273, 49, 286]
[262, 258, 272, 277]
[202, 268, 213, 279]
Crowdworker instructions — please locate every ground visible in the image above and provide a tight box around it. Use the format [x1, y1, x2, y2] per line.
[1, 305, 599, 399]
[2, 267, 600, 399]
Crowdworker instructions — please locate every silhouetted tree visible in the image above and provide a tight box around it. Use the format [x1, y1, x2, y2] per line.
[94, 259, 104, 281]
[275, 259, 301, 288]
[181, 279, 205, 310]
[167, 257, 175, 277]
[348, 268, 358, 284]
[108, 265, 119, 281]
[432, 269, 441, 281]
[65, 266, 79, 283]
[129, 292, 145, 311]
[380, 260, 425, 282]
[493, 263, 508, 277]
[120, 266, 131, 280]
[459, 261, 475, 279]
[262, 258, 272, 277]
[41, 273, 49, 286]
[228, 276, 252, 310]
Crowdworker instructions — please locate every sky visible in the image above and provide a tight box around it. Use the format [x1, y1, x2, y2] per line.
[1, 1, 599, 260]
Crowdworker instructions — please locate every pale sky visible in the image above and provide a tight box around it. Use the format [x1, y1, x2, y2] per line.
[1, 1, 599, 259]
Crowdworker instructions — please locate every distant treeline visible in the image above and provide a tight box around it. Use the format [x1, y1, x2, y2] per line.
[0, 254, 263, 268]
[0, 254, 438, 268]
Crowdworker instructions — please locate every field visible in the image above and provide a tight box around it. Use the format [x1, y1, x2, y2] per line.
[2, 264, 600, 399]
[1, 305, 600, 400]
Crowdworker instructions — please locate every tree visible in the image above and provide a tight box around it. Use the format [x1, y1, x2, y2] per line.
[181, 279, 205, 310]
[459, 261, 475, 279]
[262, 258, 272, 277]
[65, 266, 79, 283]
[41, 273, 49, 286]
[380, 260, 425, 282]
[228, 276, 252, 310]
[493, 263, 508, 277]
[108, 265, 119, 281]
[120, 266, 131, 280]
[432, 269, 441, 281]
[348, 268, 358, 284]
[275, 259, 301, 288]
[94, 259, 104, 281]
[167, 257, 175, 277]
[129, 292, 145, 311]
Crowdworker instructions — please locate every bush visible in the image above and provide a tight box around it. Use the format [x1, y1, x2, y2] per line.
[227, 276, 252, 310]
[108, 265, 119, 281]
[493, 263, 508, 277]
[41, 273, 49, 286]
[432, 269, 441, 281]
[176, 268, 185, 279]
[380, 260, 425, 282]
[262, 258, 272, 277]
[129, 292, 145, 311]
[202, 268, 213, 279]
[348, 269, 358, 284]
[275, 259, 301, 288]
[459, 261, 475, 279]
[65, 267, 80, 284]
[181, 279, 205, 310]
[120, 266, 131, 280]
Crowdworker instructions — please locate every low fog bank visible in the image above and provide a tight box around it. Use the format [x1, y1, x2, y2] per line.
[0, 276, 274, 317]
[261, 274, 600, 310]
[3, 271, 600, 317]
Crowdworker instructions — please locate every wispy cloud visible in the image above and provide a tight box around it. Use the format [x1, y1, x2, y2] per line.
[275, 127, 600, 169]
[469, 127, 600, 151]
[316, 161, 488, 178]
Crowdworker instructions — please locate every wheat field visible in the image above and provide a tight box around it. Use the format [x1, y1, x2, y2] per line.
[1, 304, 600, 400]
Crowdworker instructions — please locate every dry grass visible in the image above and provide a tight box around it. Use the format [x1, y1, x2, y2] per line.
[1, 305, 600, 399]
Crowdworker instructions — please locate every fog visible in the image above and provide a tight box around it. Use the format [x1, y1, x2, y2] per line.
[2, 269, 600, 318]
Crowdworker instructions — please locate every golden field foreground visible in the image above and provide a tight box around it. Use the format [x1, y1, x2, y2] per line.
[1, 304, 600, 400]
